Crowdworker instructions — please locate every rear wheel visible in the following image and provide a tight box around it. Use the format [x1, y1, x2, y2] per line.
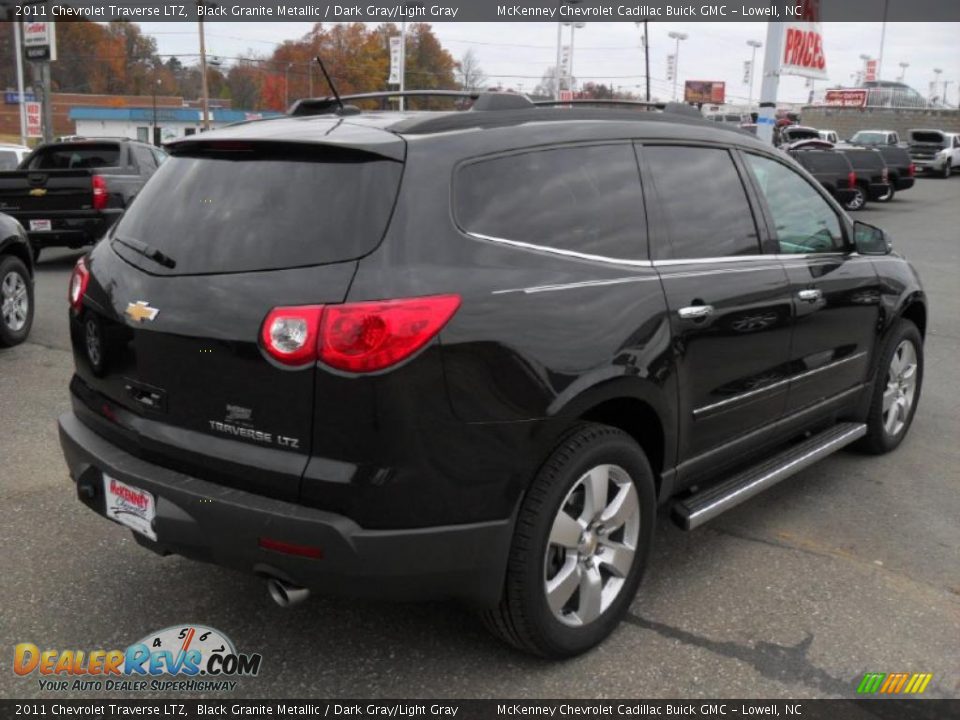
[844, 185, 867, 211]
[0, 255, 33, 347]
[482, 424, 656, 657]
[876, 184, 895, 202]
[858, 320, 923, 454]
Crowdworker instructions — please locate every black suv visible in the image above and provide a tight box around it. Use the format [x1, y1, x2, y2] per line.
[787, 148, 859, 210]
[58, 94, 927, 658]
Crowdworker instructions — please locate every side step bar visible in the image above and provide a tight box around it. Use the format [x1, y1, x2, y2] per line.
[673, 422, 867, 531]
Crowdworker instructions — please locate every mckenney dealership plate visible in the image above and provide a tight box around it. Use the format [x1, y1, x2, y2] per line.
[103, 474, 156, 540]
[29, 219, 51, 232]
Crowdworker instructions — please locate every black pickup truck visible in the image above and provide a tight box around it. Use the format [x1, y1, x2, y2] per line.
[0, 139, 166, 261]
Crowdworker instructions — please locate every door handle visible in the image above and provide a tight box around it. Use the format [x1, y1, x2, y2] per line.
[678, 305, 715, 320]
[797, 288, 823, 302]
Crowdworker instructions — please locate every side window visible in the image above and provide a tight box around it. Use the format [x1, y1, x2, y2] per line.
[152, 147, 168, 166]
[644, 145, 760, 259]
[455, 144, 646, 260]
[744, 153, 844, 254]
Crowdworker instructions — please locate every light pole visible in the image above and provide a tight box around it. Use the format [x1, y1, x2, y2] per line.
[944, 80, 954, 108]
[668, 31, 688, 102]
[933, 68, 942, 102]
[553, 0, 582, 100]
[564, 22, 585, 92]
[198, 14, 210, 130]
[746, 39, 762, 107]
[897, 62, 909, 83]
[152, 77, 161, 146]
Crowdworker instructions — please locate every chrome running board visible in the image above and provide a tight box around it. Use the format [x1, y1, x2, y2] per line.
[673, 422, 867, 531]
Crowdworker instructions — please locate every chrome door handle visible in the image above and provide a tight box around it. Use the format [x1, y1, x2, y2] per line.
[678, 305, 715, 320]
[797, 288, 823, 302]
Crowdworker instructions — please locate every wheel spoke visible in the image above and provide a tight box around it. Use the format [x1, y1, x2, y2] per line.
[582, 466, 609, 520]
[882, 384, 897, 413]
[598, 541, 634, 578]
[576, 565, 603, 624]
[600, 483, 638, 531]
[549, 510, 583, 550]
[545, 558, 580, 615]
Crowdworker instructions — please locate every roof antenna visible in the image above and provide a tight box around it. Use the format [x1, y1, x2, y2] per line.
[315, 56, 344, 113]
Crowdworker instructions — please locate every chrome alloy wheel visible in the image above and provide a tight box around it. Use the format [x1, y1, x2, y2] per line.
[847, 188, 865, 210]
[882, 340, 918, 437]
[543, 464, 640, 627]
[1, 270, 28, 332]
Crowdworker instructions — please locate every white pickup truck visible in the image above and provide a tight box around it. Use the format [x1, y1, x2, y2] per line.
[908, 129, 960, 178]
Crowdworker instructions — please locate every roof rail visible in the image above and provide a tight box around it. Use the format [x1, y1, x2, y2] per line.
[533, 99, 704, 119]
[288, 90, 534, 117]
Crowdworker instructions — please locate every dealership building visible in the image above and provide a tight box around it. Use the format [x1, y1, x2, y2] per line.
[68, 106, 280, 143]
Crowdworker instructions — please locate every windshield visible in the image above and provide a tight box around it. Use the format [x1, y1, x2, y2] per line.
[851, 132, 886, 145]
[112, 144, 403, 275]
[25, 143, 121, 169]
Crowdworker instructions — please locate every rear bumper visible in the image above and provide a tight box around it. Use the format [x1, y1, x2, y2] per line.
[867, 182, 892, 199]
[14, 210, 120, 249]
[58, 411, 512, 606]
[894, 176, 915, 191]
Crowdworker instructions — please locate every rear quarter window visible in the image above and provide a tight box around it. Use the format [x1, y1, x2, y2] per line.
[454, 143, 647, 260]
[0, 150, 18, 170]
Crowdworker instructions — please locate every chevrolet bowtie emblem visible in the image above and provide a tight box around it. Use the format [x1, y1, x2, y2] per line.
[29, 188, 47, 197]
[125, 301, 159, 323]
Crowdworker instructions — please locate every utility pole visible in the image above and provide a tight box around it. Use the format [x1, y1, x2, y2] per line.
[12, 20, 27, 146]
[877, 0, 890, 80]
[399, 21, 406, 111]
[198, 10, 210, 130]
[756, 22, 784, 146]
[554, 21, 563, 100]
[746, 39, 762, 107]
[644, 21, 650, 101]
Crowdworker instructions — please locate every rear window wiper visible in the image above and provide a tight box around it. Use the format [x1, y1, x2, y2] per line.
[113, 236, 177, 269]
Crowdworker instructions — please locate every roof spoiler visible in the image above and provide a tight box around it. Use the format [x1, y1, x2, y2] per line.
[288, 91, 535, 117]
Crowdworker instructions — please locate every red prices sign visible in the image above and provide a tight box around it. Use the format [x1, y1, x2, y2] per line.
[25, 102, 42, 138]
[781, 23, 827, 80]
[865, 60, 878, 82]
[824, 90, 867, 108]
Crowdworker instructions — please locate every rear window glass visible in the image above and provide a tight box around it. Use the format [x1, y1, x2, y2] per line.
[455, 144, 647, 260]
[797, 152, 850, 173]
[0, 150, 18, 170]
[25, 144, 121, 170]
[112, 145, 402, 275]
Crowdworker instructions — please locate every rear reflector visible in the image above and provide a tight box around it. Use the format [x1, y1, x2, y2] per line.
[69, 257, 90, 311]
[847, 171, 857, 189]
[260, 295, 461, 373]
[908, 163, 916, 177]
[258, 537, 324, 559]
[91, 175, 108, 211]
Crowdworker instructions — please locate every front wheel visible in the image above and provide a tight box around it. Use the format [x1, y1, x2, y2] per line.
[858, 320, 923, 454]
[0, 255, 34, 347]
[844, 186, 867, 211]
[482, 424, 656, 657]
[941, 160, 952, 179]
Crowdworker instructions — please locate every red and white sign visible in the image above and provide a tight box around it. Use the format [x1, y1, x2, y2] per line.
[865, 59, 878, 83]
[559, 90, 574, 103]
[23, 21, 57, 62]
[824, 89, 867, 108]
[780, 0, 826, 80]
[25, 101, 42, 138]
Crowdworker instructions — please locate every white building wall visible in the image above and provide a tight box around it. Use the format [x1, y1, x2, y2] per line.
[74, 118, 228, 142]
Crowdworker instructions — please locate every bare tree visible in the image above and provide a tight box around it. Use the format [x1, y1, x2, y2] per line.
[456, 49, 488, 92]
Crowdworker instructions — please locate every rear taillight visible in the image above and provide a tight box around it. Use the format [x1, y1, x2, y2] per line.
[91, 175, 108, 210]
[261, 305, 324, 367]
[847, 171, 857, 188]
[260, 294, 461, 372]
[68, 257, 89, 311]
[908, 163, 916, 177]
[882, 167, 889, 183]
[320, 295, 461, 373]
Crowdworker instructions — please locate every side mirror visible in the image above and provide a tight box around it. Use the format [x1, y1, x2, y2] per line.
[854, 221, 892, 255]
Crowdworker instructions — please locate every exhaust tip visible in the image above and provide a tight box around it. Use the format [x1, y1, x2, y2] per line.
[266, 578, 310, 608]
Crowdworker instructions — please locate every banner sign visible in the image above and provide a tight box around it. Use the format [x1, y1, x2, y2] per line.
[684, 80, 726, 104]
[742, 60, 752, 85]
[4, 91, 36, 104]
[824, 89, 867, 107]
[388, 35, 402, 85]
[780, 0, 826, 80]
[865, 59, 878, 82]
[665, 54, 676, 82]
[25, 101, 42, 138]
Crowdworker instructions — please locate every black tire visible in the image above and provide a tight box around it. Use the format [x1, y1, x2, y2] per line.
[0, 254, 34, 347]
[843, 185, 867, 211]
[857, 320, 923, 454]
[941, 160, 952, 179]
[482, 423, 656, 658]
[876, 184, 895, 202]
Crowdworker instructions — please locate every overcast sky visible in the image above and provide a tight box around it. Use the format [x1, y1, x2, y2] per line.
[138, 21, 959, 107]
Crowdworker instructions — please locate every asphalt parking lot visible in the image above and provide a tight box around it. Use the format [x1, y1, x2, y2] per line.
[1, 176, 958, 700]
